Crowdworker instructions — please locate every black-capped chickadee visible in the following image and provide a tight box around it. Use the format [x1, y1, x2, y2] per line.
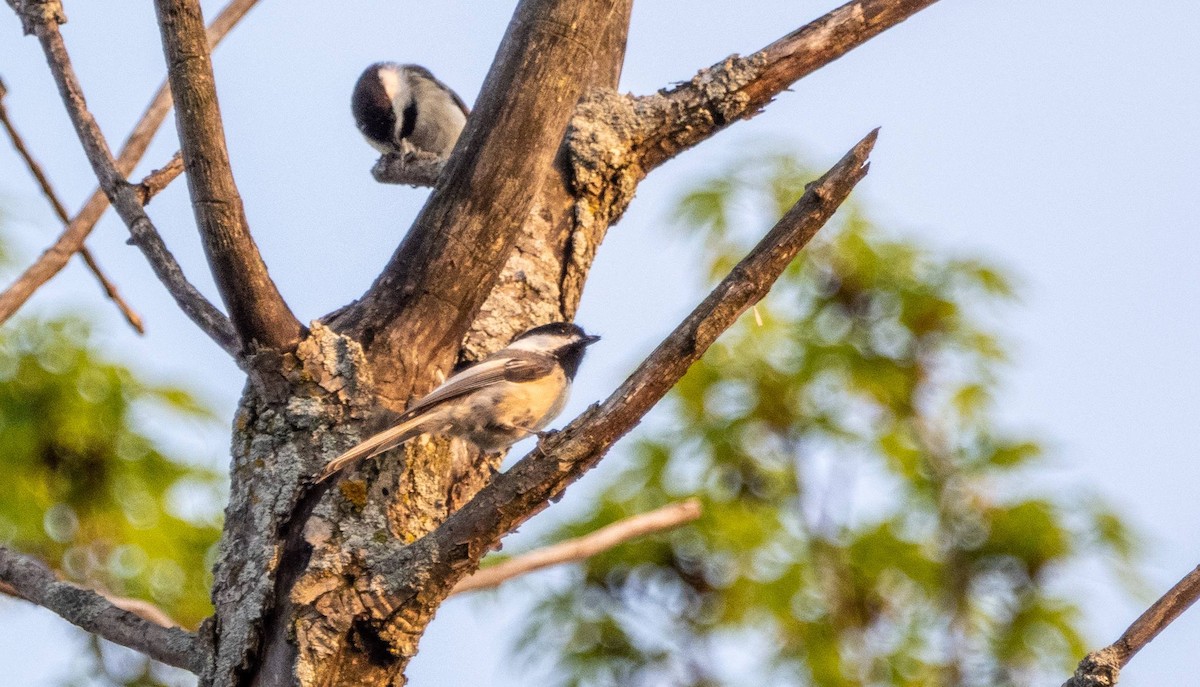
[351, 62, 469, 159]
[317, 322, 600, 482]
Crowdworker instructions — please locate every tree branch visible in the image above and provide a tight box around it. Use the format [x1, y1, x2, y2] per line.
[14, 0, 240, 357]
[370, 151, 447, 187]
[631, 0, 938, 172]
[0, 547, 201, 672]
[364, 130, 876, 653]
[152, 0, 301, 352]
[0, 77, 145, 333]
[329, 0, 633, 404]
[450, 499, 702, 596]
[0, 576, 180, 629]
[0, 0, 260, 332]
[1063, 564, 1200, 687]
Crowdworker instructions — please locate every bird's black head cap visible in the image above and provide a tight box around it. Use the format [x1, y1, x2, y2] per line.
[512, 322, 600, 379]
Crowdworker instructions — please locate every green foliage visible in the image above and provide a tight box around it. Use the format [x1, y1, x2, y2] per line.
[0, 315, 223, 629]
[512, 151, 1136, 686]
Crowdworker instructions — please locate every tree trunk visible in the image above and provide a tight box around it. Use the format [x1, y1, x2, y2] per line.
[198, 6, 636, 683]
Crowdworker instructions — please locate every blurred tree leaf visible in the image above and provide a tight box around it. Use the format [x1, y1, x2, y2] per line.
[0, 301, 223, 686]
[509, 148, 1137, 687]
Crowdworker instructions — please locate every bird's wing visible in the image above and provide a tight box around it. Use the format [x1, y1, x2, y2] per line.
[449, 88, 470, 117]
[402, 352, 555, 416]
[315, 415, 426, 482]
[404, 64, 470, 116]
[315, 353, 555, 482]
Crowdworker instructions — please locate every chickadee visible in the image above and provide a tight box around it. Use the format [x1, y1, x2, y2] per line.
[351, 62, 469, 159]
[317, 322, 600, 482]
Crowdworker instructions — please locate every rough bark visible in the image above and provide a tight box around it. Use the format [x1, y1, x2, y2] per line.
[195, 2, 638, 684]
[304, 134, 874, 680]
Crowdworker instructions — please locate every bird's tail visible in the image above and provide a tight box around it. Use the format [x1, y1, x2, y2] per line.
[315, 416, 426, 483]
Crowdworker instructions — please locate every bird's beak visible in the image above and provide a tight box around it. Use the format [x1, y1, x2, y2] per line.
[582, 334, 601, 346]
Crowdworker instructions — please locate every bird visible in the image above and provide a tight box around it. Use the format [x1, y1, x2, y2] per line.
[316, 322, 600, 482]
[351, 62, 469, 159]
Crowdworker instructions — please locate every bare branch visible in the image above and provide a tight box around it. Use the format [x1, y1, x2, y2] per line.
[450, 499, 702, 596]
[0, 547, 201, 672]
[631, 0, 938, 172]
[360, 130, 876, 662]
[1064, 564, 1200, 687]
[13, 0, 240, 356]
[0, 78, 145, 333]
[0, 0, 258, 349]
[0, 576, 180, 629]
[152, 0, 302, 352]
[329, 0, 634, 404]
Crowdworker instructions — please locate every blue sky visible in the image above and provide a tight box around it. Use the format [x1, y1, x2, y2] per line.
[1, 1, 1199, 684]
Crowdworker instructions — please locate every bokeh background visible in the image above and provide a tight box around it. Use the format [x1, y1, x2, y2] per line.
[0, 0, 1197, 684]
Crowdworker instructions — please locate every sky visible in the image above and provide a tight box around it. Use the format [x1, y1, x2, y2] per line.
[1, 0, 1199, 685]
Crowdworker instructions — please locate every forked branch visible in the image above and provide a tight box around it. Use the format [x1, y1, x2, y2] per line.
[0, 0, 260, 333]
[0, 547, 200, 672]
[330, 0, 635, 403]
[14, 0, 240, 356]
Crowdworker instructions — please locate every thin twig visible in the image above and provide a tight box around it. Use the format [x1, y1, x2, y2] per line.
[450, 499, 702, 596]
[1063, 564, 1200, 687]
[153, 0, 302, 351]
[0, 547, 200, 672]
[0, 0, 259, 341]
[0, 78, 145, 333]
[15, 0, 240, 356]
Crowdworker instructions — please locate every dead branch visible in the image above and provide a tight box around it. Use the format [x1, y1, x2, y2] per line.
[0, 0, 259, 331]
[152, 0, 302, 352]
[632, 0, 937, 172]
[0, 546, 200, 672]
[359, 130, 876, 668]
[1064, 564, 1200, 687]
[450, 499, 702, 596]
[13, 0, 240, 356]
[0, 78, 145, 333]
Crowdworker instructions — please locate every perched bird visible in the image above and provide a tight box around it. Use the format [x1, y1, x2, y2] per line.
[351, 62, 469, 159]
[317, 322, 600, 482]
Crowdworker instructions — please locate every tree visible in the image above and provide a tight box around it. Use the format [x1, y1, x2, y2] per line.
[0, 0, 1194, 685]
